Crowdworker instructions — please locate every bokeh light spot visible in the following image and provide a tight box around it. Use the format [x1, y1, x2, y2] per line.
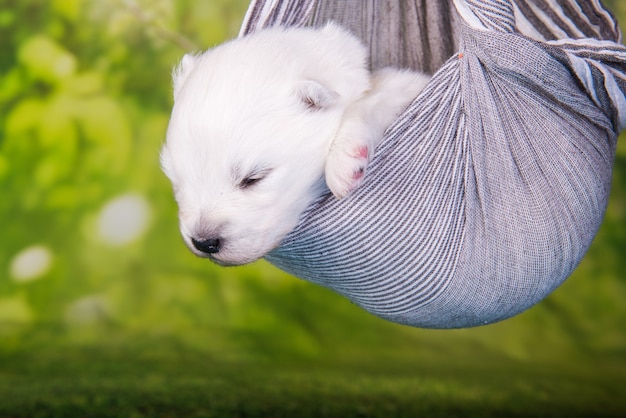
[65, 295, 110, 326]
[10, 245, 53, 282]
[97, 194, 151, 246]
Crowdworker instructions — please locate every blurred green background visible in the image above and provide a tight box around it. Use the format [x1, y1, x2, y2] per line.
[0, 0, 625, 416]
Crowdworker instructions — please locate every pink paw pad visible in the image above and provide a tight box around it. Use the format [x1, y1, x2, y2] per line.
[351, 167, 365, 180]
[354, 146, 369, 159]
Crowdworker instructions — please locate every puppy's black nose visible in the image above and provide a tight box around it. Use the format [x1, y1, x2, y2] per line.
[191, 237, 221, 254]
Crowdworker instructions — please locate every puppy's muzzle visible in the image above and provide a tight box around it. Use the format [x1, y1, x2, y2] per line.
[191, 237, 221, 254]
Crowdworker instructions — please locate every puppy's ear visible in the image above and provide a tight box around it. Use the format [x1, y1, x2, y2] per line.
[172, 53, 198, 99]
[296, 80, 339, 110]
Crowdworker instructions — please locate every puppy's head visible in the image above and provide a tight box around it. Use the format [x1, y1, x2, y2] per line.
[161, 24, 369, 265]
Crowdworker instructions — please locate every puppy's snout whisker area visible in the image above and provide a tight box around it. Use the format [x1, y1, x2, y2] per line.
[191, 237, 221, 254]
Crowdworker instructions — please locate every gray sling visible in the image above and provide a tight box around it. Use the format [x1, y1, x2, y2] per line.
[240, 0, 625, 328]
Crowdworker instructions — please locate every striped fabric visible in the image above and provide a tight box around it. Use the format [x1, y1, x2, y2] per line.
[512, 0, 621, 42]
[240, 0, 625, 328]
[240, 0, 314, 36]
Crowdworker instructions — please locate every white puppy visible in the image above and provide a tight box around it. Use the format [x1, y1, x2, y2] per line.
[161, 23, 430, 266]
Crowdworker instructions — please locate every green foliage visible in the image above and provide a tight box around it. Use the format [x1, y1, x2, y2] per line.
[0, 0, 625, 404]
[0, 0, 251, 347]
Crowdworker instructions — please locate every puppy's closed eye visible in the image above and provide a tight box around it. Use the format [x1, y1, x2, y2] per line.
[238, 168, 272, 189]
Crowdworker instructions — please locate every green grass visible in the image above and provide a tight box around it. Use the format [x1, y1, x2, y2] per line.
[1, 340, 624, 418]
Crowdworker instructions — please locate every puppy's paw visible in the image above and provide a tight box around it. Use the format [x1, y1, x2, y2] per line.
[325, 133, 373, 199]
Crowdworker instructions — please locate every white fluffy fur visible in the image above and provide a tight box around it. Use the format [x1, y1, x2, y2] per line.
[161, 23, 430, 265]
